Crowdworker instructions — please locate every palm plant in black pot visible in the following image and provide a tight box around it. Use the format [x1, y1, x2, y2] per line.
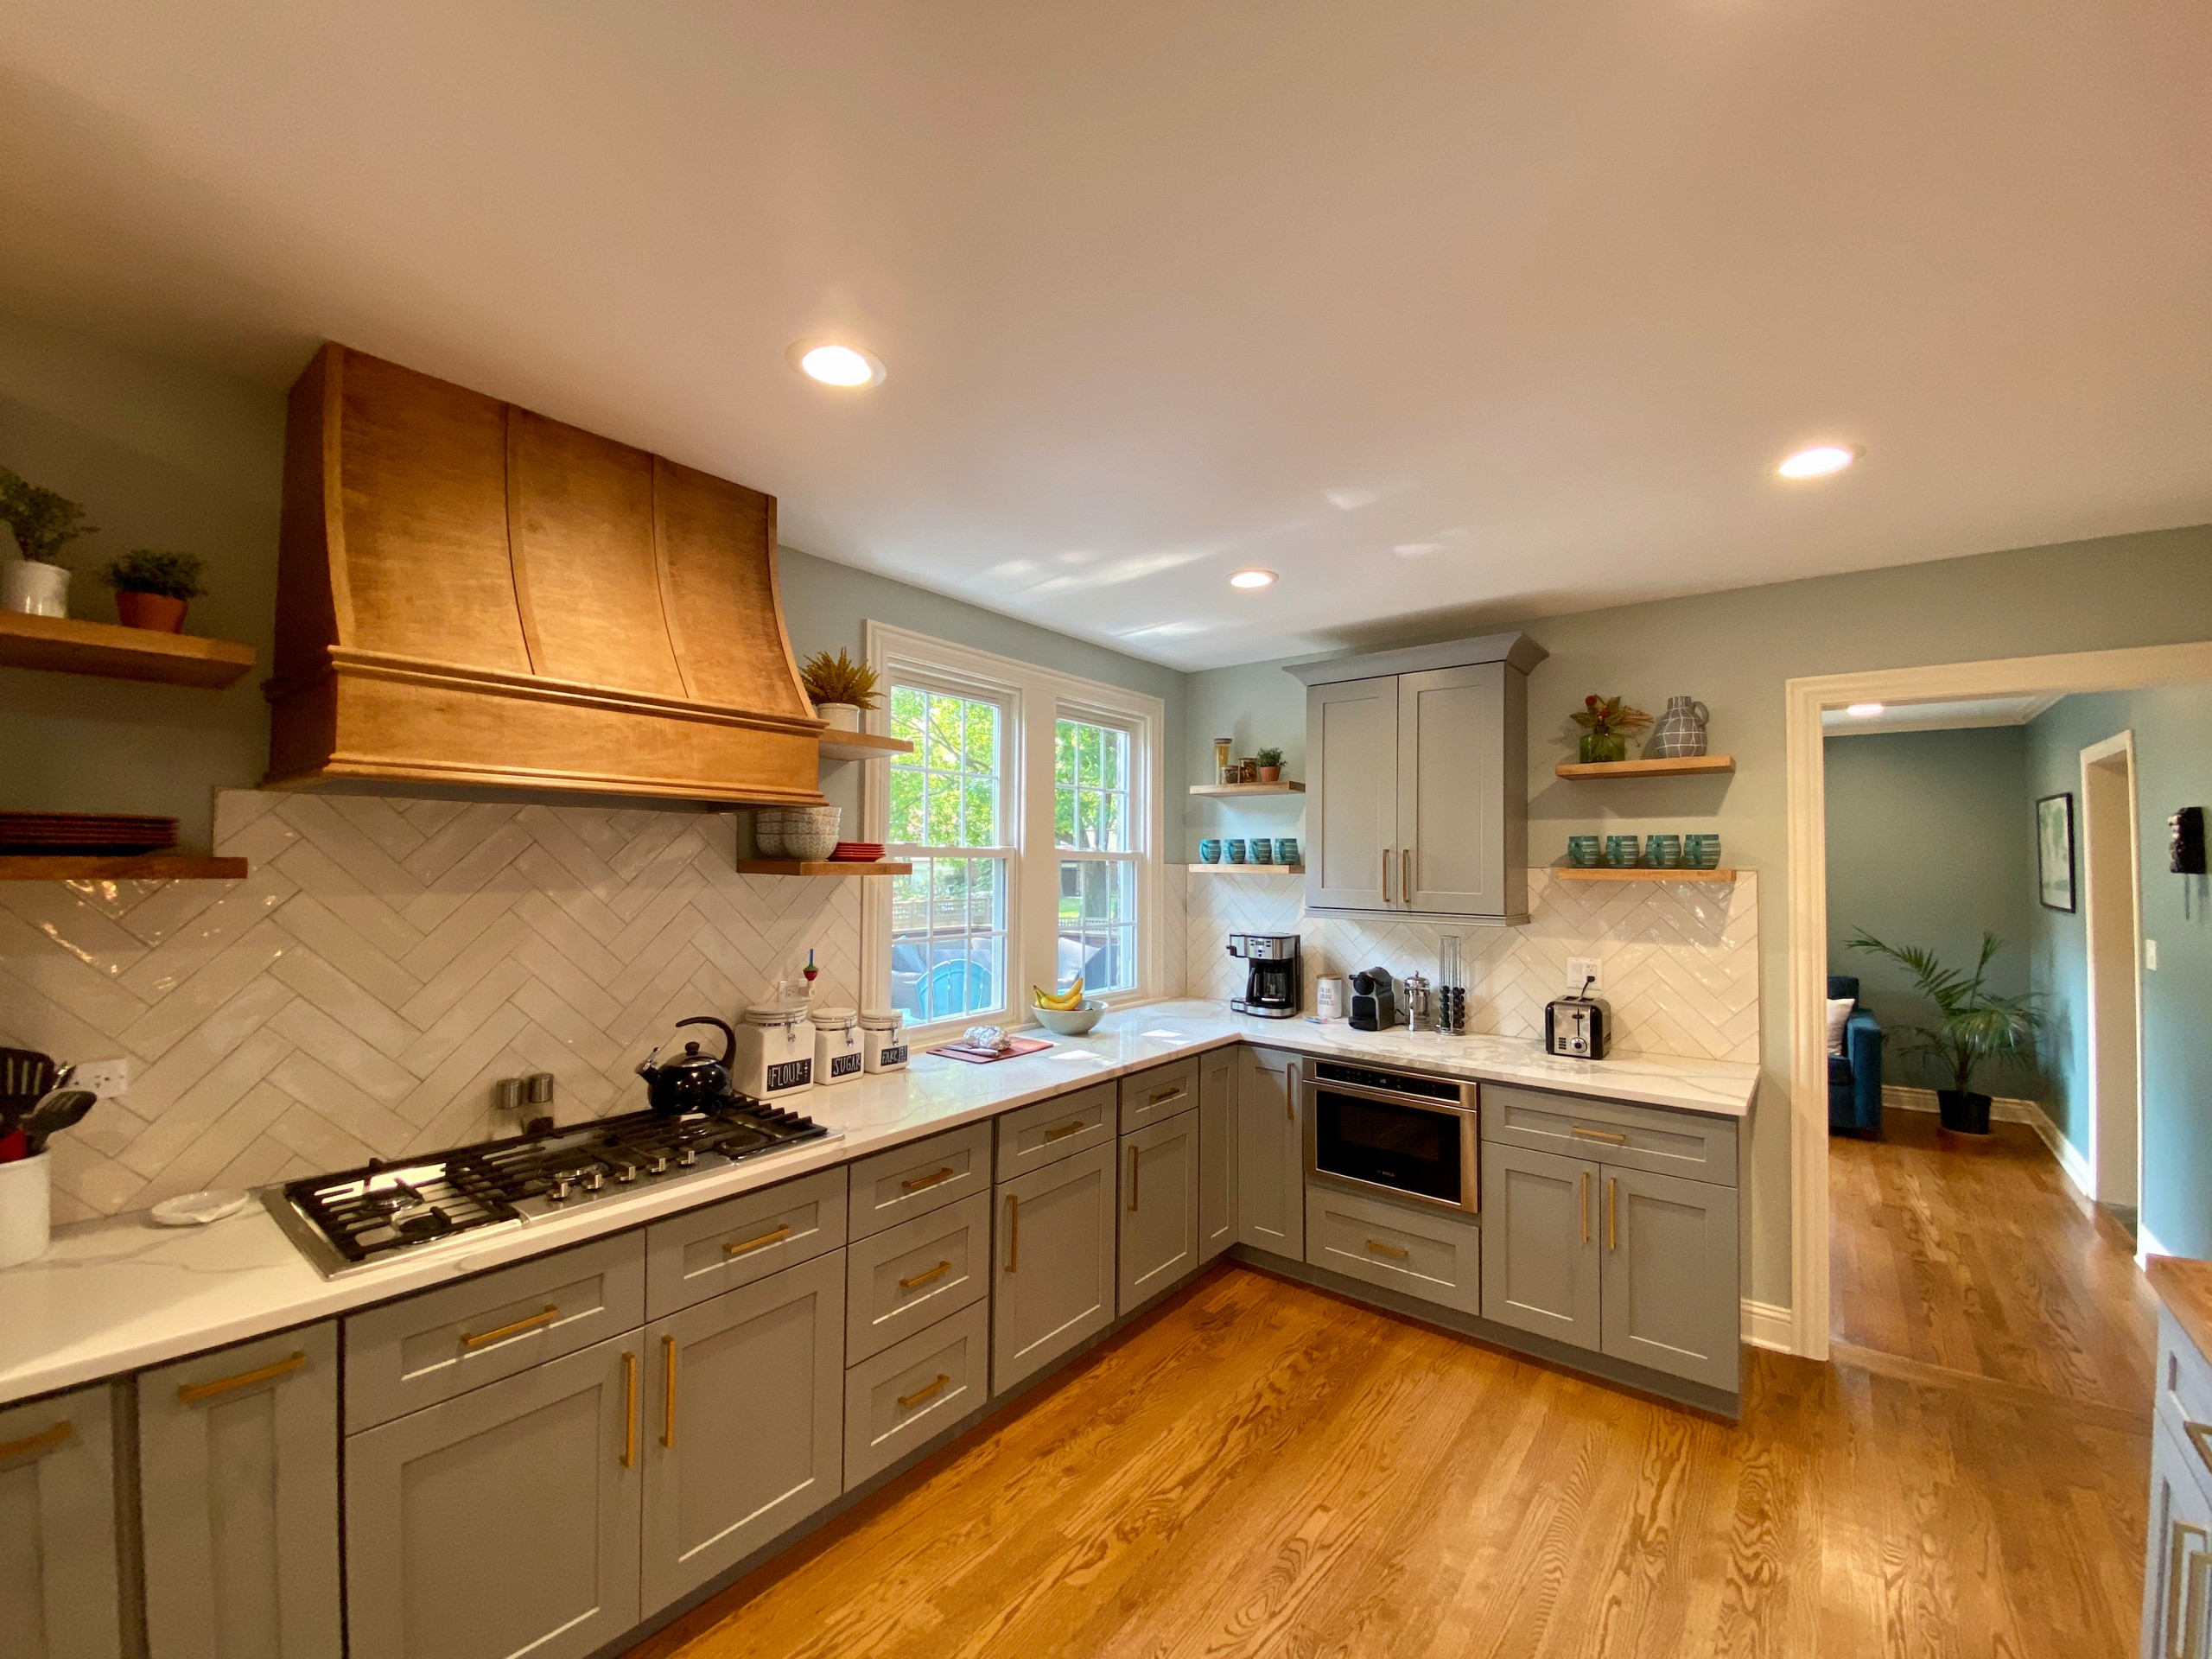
[1846, 929, 2044, 1135]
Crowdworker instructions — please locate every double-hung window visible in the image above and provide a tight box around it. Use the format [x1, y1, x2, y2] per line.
[1055, 714, 1137, 995]
[886, 683, 1013, 1024]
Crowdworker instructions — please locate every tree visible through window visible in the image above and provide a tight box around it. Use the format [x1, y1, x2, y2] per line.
[1055, 716, 1136, 994]
[887, 686, 1009, 1023]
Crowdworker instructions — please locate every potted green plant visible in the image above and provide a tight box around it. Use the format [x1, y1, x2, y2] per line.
[1846, 929, 2044, 1135]
[1255, 746, 1284, 783]
[798, 647, 881, 731]
[1569, 695, 1650, 763]
[99, 550, 206, 632]
[0, 466, 98, 619]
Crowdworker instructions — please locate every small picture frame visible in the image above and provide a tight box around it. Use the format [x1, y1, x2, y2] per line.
[2037, 791, 2075, 912]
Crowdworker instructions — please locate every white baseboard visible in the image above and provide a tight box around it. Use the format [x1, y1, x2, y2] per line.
[1878, 1086, 2093, 1200]
[1740, 1299, 1796, 1353]
[2139, 1223, 2173, 1273]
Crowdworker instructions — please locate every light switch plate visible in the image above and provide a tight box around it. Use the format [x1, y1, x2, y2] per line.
[1566, 957, 1600, 993]
[2146, 939, 2159, 971]
[75, 1057, 130, 1097]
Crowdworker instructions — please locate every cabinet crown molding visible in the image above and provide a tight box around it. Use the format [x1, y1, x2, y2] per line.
[1281, 630, 1548, 686]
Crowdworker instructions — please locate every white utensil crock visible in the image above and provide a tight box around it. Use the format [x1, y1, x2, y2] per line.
[1, 559, 71, 618]
[0, 1153, 53, 1268]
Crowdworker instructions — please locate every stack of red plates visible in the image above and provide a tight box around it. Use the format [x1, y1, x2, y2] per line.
[829, 842, 886, 862]
[0, 813, 178, 855]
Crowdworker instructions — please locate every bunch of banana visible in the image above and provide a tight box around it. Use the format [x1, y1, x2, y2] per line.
[1033, 977, 1085, 1010]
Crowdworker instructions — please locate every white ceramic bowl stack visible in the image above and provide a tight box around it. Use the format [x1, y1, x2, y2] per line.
[754, 806, 841, 861]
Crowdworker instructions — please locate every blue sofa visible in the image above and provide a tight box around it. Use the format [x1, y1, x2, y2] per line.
[1827, 974, 1884, 1135]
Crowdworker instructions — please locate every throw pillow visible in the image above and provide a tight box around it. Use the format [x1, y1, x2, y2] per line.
[1826, 997, 1856, 1057]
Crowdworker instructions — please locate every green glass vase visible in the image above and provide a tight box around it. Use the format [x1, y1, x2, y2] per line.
[1579, 731, 1627, 763]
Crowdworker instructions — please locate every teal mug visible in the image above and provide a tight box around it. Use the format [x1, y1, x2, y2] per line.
[1644, 834, 1681, 869]
[1603, 835, 1640, 868]
[1198, 839, 1223, 863]
[1225, 839, 1247, 864]
[1566, 836, 1601, 868]
[1274, 837, 1300, 868]
[1684, 834, 1721, 870]
[1249, 838, 1274, 867]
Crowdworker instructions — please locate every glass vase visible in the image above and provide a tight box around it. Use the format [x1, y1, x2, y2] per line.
[1579, 730, 1627, 763]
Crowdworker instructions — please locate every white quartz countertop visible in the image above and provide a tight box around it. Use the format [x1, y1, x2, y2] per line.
[0, 1001, 1756, 1407]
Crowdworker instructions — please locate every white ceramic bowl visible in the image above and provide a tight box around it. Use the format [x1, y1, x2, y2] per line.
[784, 806, 841, 861]
[752, 810, 788, 858]
[1032, 1001, 1106, 1036]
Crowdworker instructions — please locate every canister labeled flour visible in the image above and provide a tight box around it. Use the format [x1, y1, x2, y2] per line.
[811, 1007, 863, 1086]
[733, 1004, 814, 1098]
[859, 1009, 907, 1072]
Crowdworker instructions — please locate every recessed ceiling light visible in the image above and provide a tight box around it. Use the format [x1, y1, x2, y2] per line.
[1847, 702, 1885, 717]
[1393, 543, 1445, 557]
[1228, 569, 1277, 589]
[788, 341, 885, 387]
[1777, 444, 1859, 480]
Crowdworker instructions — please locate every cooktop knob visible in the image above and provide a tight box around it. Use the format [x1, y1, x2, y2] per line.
[583, 1169, 606, 1192]
[615, 1163, 638, 1184]
[647, 1153, 671, 1175]
[548, 1176, 573, 1202]
[677, 1146, 698, 1167]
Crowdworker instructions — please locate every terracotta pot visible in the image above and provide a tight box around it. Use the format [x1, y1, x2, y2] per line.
[1256, 766, 1281, 783]
[115, 591, 188, 632]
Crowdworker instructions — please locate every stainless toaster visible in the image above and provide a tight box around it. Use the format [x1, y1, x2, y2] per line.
[1543, 991, 1611, 1059]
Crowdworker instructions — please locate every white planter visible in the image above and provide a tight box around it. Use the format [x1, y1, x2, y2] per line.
[814, 702, 861, 731]
[0, 1152, 53, 1269]
[1, 559, 71, 618]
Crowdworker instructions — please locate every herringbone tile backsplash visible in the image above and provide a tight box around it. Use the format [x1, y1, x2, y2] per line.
[1186, 869, 1759, 1064]
[1, 791, 861, 1224]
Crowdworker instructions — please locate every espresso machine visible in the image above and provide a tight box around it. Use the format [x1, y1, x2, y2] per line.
[1225, 933, 1301, 1019]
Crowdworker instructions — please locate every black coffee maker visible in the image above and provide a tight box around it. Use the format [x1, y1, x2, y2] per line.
[1349, 967, 1400, 1031]
[1226, 933, 1300, 1019]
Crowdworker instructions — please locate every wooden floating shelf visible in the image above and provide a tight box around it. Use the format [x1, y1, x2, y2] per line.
[817, 731, 914, 763]
[0, 611, 257, 690]
[734, 859, 913, 877]
[1187, 863, 1304, 875]
[1554, 866, 1737, 883]
[1188, 782, 1305, 797]
[0, 855, 250, 882]
[1554, 754, 1735, 780]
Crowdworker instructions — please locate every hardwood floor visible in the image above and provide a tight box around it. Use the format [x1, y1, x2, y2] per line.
[632, 1121, 2155, 1659]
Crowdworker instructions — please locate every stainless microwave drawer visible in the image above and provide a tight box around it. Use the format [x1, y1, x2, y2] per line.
[1478, 1084, 1738, 1187]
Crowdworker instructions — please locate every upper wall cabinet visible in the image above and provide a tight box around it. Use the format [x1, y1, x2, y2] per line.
[1288, 632, 1543, 924]
[265, 344, 827, 807]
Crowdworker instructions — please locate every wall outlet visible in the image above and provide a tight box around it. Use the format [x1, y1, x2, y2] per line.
[2146, 939, 2159, 971]
[75, 1057, 130, 1097]
[1566, 957, 1600, 993]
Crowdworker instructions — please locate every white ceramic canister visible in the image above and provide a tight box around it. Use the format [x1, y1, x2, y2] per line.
[859, 1009, 908, 1072]
[0, 1151, 53, 1269]
[1, 559, 71, 618]
[811, 1007, 864, 1086]
[734, 1004, 815, 1099]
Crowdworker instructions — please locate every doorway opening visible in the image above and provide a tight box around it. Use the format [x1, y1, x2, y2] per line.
[2080, 733, 2142, 1232]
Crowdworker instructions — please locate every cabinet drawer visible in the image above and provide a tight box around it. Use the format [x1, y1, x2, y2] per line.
[842, 1298, 989, 1491]
[1480, 1083, 1738, 1187]
[345, 1232, 645, 1433]
[845, 1190, 992, 1364]
[1119, 1058, 1200, 1134]
[2158, 1308, 2212, 1503]
[1305, 1183, 1481, 1317]
[995, 1083, 1115, 1180]
[849, 1122, 993, 1239]
[645, 1167, 847, 1317]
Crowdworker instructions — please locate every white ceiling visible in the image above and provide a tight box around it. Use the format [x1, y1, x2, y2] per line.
[1821, 693, 2063, 734]
[1, 3, 2207, 670]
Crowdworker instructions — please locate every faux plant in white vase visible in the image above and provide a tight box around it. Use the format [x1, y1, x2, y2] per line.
[0, 466, 98, 619]
[798, 646, 880, 732]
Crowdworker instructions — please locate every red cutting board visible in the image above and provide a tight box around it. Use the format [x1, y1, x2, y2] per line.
[932, 1036, 1055, 1065]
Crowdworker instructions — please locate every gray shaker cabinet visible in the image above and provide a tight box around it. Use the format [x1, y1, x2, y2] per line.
[1598, 1165, 1741, 1392]
[1198, 1046, 1236, 1262]
[992, 1141, 1117, 1395]
[0, 1381, 120, 1659]
[345, 1335, 642, 1659]
[1479, 1144, 1602, 1353]
[1117, 1109, 1199, 1313]
[640, 1250, 845, 1614]
[1235, 1046, 1303, 1258]
[138, 1323, 341, 1659]
[2144, 1414, 2212, 1659]
[1303, 674, 1397, 910]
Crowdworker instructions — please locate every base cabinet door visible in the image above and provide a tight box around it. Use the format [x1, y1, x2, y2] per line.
[0, 1382, 120, 1659]
[2144, 1415, 2212, 1659]
[1234, 1047, 1303, 1257]
[345, 1336, 642, 1659]
[993, 1141, 1116, 1395]
[1198, 1047, 1236, 1262]
[1479, 1145, 1600, 1352]
[640, 1251, 845, 1614]
[139, 1324, 341, 1659]
[1118, 1111, 1199, 1313]
[1598, 1166, 1740, 1391]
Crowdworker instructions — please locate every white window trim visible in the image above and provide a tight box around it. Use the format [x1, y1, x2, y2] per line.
[861, 622, 1166, 1044]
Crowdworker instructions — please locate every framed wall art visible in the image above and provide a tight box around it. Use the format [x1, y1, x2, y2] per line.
[2037, 791, 2075, 912]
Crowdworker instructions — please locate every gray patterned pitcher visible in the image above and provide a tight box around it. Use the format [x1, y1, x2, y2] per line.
[1646, 695, 1710, 758]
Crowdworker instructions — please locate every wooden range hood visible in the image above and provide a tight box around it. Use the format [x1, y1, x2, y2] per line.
[265, 344, 827, 806]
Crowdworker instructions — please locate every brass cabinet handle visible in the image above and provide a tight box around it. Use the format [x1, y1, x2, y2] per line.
[899, 1260, 951, 1291]
[461, 1306, 558, 1351]
[900, 1166, 955, 1193]
[0, 1420, 72, 1462]
[1401, 848, 1411, 903]
[1127, 1145, 1141, 1211]
[1606, 1177, 1618, 1252]
[620, 1351, 639, 1469]
[2166, 1518, 2209, 1657]
[1364, 1238, 1409, 1259]
[1382, 848, 1392, 904]
[1042, 1118, 1089, 1143]
[1570, 1125, 1629, 1146]
[2187, 1421, 2212, 1478]
[1147, 1084, 1184, 1105]
[176, 1350, 307, 1404]
[724, 1224, 793, 1256]
[660, 1336, 677, 1450]
[1580, 1171, 1590, 1245]
[1004, 1194, 1019, 1271]
[898, 1372, 950, 1411]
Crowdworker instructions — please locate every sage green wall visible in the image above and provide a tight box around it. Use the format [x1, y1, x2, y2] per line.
[1185, 523, 2212, 1309]
[1822, 726, 2037, 1095]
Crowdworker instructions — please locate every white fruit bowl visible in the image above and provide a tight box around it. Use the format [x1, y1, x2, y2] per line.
[1032, 1001, 1105, 1036]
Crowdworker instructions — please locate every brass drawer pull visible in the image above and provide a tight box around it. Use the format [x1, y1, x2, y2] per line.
[1570, 1125, 1629, 1145]
[1004, 1194, 1019, 1271]
[661, 1337, 677, 1450]
[460, 1306, 559, 1350]
[620, 1351, 639, 1469]
[898, 1372, 950, 1411]
[900, 1166, 955, 1192]
[176, 1350, 308, 1404]
[1128, 1145, 1141, 1211]
[724, 1224, 793, 1256]
[0, 1420, 72, 1462]
[1147, 1084, 1184, 1105]
[1606, 1177, 1618, 1251]
[1382, 848, 1392, 904]
[1042, 1118, 1089, 1142]
[899, 1260, 951, 1291]
[1364, 1238, 1409, 1259]
[1402, 848, 1411, 901]
[1580, 1171, 1590, 1244]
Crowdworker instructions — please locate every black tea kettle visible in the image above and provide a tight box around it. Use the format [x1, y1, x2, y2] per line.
[636, 1017, 737, 1115]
